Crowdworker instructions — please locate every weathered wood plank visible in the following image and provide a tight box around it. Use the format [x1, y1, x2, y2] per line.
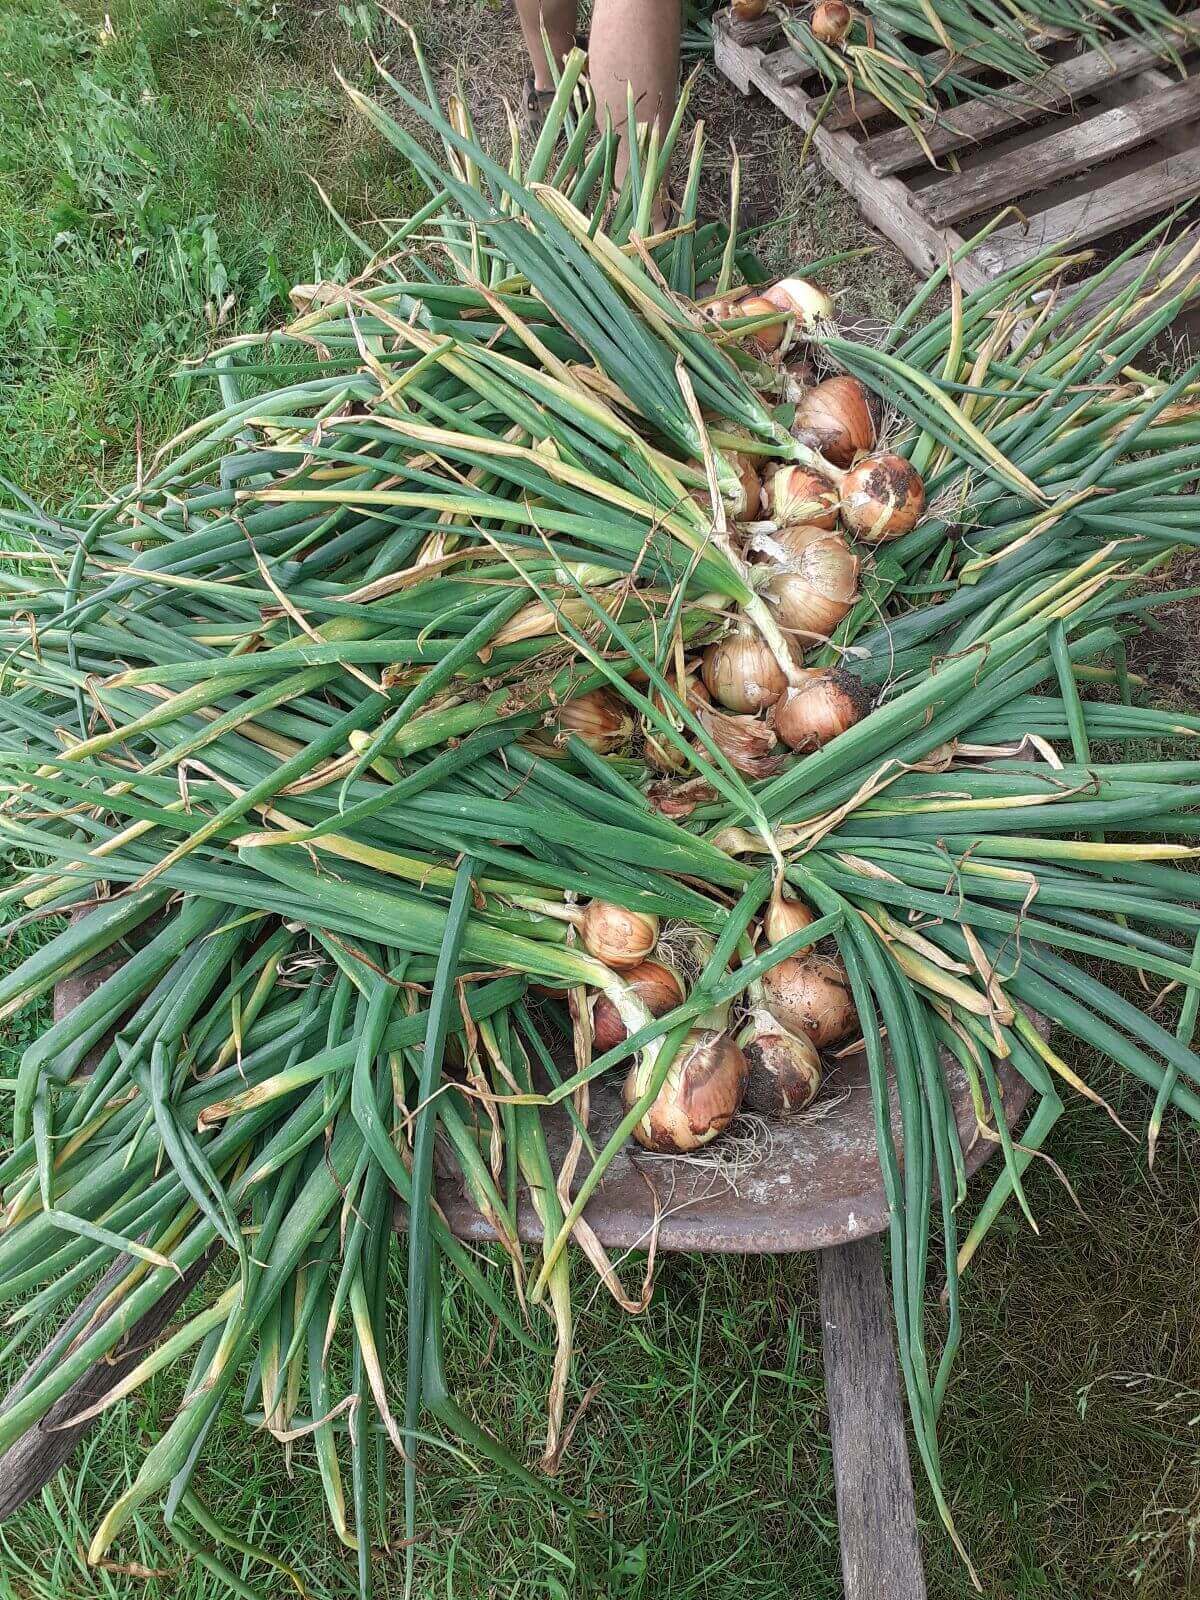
[863, 29, 1198, 176]
[819, 1237, 928, 1600]
[920, 75, 1200, 225]
[984, 147, 1200, 271]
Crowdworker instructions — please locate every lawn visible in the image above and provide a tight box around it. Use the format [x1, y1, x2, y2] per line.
[0, 3, 1198, 1597]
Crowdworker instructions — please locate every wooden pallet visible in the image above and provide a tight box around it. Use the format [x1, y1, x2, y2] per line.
[713, 8, 1200, 312]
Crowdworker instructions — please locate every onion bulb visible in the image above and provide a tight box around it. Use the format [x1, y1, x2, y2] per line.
[792, 375, 879, 468]
[552, 688, 632, 753]
[741, 1016, 822, 1116]
[761, 954, 856, 1049]
[765, 534, 860, 640]
[731, 0, 767, 16]
[812, 0, 852, 44]
[772, 668, 871, 751]
[580, 901, 659, 970]
[728, 451, 763, 521]
[840, 453, 926, 541]
[623, 1029, 748, 1152]
[591, 960, 684, 1054]
[767, 464, 839, 530]
[761, 279, 834, 350]
[737, 295, 787, 355]
[763, 881, 816, 944]
[702, 619, 790, 713]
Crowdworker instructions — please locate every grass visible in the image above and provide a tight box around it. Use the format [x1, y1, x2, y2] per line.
[0, 3, 1198, 1597]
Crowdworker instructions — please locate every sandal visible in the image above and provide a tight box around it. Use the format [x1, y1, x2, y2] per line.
[523, 33, 588, 132]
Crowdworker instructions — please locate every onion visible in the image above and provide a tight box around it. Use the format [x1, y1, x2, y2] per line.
[765, 535, 860, 640]
[812, 0, 852, 44]
[742, 1018, 822, 1116]
[792, 375, 879, 468]
[694, 701, 785, 778]
[580, 902, 659, 970]
[737, 294, 787, 356]
[772, 668, 871, 751]
[552, 688, 632, 753]
[761, 279, 834, 350]
[702, 619, 790, 713]
[592, 960, 684, 1053]
[763, 880, 816, 944]
[728, 451, 763, 520]
[767, 464, 839, 530]
[623, 1029, 748, 1152]
[731, 0, 767, 16]
[761, 954, 856, 1049]
[840, 453, 926, 541]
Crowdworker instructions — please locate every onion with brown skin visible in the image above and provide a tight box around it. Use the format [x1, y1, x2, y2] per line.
[591, 960, 684, 1054]
[729, 451, 763, 521]
[811, 0, 852, 44]
[551, 688, 632, 754]
[737, 295, 788, 356]
[761, 279, 834, 351]
[792, 375, 879, 468]
[761, 955, 856, 1049]
[840, 453, 926, 541]
[623, 1029, 749, 1151]
[767, 464, 839, 530]
[763, 535, 860, 641]
[579, 902, 659, 970]
[701, 620, 791, 714]
[763, 880, 816, 944]
[731, 0, 767, 17]
[771, 668, 871, 751]
[741, 1016, 822, 1116]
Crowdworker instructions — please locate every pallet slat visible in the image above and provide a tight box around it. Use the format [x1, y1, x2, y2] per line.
[919, 75, 1200, 225]
[861, 29, 1196, 176]
[982, 147, 1200, 270]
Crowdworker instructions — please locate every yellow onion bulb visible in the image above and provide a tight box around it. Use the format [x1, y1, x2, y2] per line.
[552, 688, 632, 753]
[840, 454, 926, 541]
[812, 0, 852, 44]
[701, 619, 790, 713]
[763, 881, 816, 944]
[792, 375, 879, 468]
[580, 901, 659, 970]
[761, 955, 856, 1049]
[738, 294, 788, 356]
[591, 960, 685, 1054]
[732, 0, 767, 15]
[741, 1015, 822, 1116]
[623, 1029, 749, 1152]
[762, 279, 835, 351]
[728, 451, 763, 521]
[767, 464, 839, 530]
[765, 535, 860, 640]
[772, 669, 871, 751]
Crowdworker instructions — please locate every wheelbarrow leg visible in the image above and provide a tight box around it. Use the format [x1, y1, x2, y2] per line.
[818, 1235, 927, 1600]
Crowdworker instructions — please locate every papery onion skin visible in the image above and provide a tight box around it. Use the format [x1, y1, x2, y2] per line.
[761, 955, 856, 1049]
[841, 453, 926, 541]
[694, 701, 785, 778]
[730, 451, 764, 520]
[792, 375, 879, 469]
[580, 902, 659, 970]
[767, 465, 839, 530]
[812, 0, 852, 44]
[764, 535, 860, 640]
[701, 620, 790, 714]
[552, 688, 632, 753]
[591, 960, 685, 1053]
[771, 668, 871, 750]
[743, 1026, 822, 1116]
[623, 1029, 749, 1152]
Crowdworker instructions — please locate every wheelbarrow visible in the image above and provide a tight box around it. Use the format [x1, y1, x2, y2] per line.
[0, 957, 1033, 1599]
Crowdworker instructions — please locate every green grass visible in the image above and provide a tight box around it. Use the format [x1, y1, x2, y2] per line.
[1, 5, 1199, 1597]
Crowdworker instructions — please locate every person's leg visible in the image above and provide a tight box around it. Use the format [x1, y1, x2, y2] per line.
[516, 0, 579, 93]
[588, 0, 681, 208]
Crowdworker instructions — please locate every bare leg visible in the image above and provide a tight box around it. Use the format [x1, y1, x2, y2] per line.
[588, 0, 681, 216]
[516, 0, 579, 93]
